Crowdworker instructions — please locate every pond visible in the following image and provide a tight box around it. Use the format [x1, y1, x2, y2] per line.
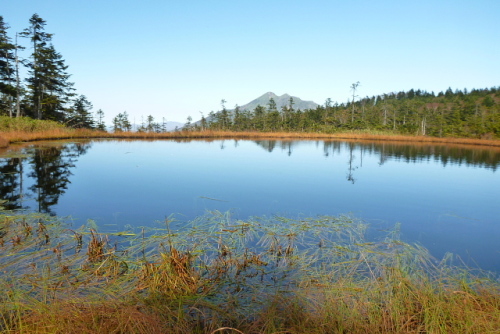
[1, 139, 499, 273]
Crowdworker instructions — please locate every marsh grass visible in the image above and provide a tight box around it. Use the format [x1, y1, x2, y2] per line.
[1, 210, 499, 333]
[0, 137, 7, 149]
[0, 116, 65, 132]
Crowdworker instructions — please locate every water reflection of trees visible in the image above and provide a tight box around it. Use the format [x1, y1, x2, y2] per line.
[365, 142, 500, 171]
[346, 143, 358, 184]
[253, 140, 302, 156]
[0, 142, 91, 215]
[0, 158, 24, 210]
[253, 140, 500, 182]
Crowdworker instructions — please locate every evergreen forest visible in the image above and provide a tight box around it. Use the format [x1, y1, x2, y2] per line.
[1, 14, 499, 139]
[0, 14, 102, 130]
[194, 87, 500, 139]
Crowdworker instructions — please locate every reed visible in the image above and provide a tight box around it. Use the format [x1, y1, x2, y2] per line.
[0, 210, 498, 333]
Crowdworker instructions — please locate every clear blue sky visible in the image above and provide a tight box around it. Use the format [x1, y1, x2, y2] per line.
[3, 0, 499, 124]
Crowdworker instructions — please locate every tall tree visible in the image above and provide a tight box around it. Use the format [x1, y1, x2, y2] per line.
[350, 81, 360, 124]
[112, 111, 131, 132]
[267, 97, 280, 131]
[95, 108, 106, 131]
[21, 14, 74, 121]
[184, 115, 193, 130]
[218, 99, 231, 130]
[0, 16, 17, 117]
[14, 32, 23, 117]
[20, 14, 50, 119]
[146, 115, 155, 132]
[66, 95, 94, 128]
[161, 117, 167, 132]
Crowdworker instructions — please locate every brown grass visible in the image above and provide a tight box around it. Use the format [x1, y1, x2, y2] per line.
[0, 128, 99, 143]
[0, 136, 8, 148]
[16, 301, 168, 334]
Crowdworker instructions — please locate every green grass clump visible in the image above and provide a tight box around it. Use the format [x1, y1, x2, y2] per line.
[0, 210, 499, 333]
[0, 116, 65, 133]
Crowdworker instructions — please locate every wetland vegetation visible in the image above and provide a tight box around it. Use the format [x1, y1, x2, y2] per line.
[1, 136, 500, 333]
[1, 209, 499, 333]
[1, 112, 499, 333]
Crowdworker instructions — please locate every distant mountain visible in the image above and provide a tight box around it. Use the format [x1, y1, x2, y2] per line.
[163, 121, 184, 131]
[190, 92, 319, 127]
[237, 92, 319, 111]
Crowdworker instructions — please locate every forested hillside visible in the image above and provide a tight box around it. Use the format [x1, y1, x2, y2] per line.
[194, 87, 500, 139]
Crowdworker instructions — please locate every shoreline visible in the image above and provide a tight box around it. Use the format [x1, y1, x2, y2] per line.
[2, 128, 500, 150]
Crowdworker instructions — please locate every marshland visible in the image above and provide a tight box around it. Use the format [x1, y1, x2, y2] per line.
[1, 82, 500, 334]
[2, 4, 500, 331]
[1, 118, 500, 332]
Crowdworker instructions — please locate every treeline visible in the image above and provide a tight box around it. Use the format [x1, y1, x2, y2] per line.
[190, 87, 500, 139]
[0, 14, 104, 130]
[111, 112, 170, 133]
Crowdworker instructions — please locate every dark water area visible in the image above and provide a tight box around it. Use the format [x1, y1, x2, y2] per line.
[1, 139, 499, 273]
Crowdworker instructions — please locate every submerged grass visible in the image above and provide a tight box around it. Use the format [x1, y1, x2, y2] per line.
[0, 210, 499, 333]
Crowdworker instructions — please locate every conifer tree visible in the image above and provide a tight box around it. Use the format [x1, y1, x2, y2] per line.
[21, 14, 74, 121]
[66, 95, 94, 128]
[95, 109, 106, 131]
[112, 112, 131, 132]
[0, 16, 17, 117]
[146, 115, 155, 132]
[350, 81, 360, 124]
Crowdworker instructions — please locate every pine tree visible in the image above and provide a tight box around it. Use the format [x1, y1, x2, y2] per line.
[21, 14, 74, 121]
[161, 117, 167, 132]
[0, 16, 17, 117]
[146, 115, 155, 132]
[350, 81, 360, 124]
[95, 109, 106, 131]
[112, 112, 131, 132]
[267, 98, 280, 131]
[112, 113, 123, 132]
[185, 115, 192, 130]
[66, 95, 94, 128]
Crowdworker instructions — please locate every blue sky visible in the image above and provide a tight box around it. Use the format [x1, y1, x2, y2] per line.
[3, 0, 499, 124]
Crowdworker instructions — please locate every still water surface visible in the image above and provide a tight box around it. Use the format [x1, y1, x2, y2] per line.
[1, 139, 499, 272]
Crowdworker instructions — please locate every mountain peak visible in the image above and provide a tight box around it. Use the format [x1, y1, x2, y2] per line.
[239, 92, 318, 111]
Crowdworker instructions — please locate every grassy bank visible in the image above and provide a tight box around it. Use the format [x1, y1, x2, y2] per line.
[0, 116, 97, 148]
[2, 116, 500, 149]
[1, 209, 499, 333]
